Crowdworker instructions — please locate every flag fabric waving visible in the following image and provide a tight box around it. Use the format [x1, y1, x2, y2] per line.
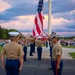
[33, 0, 44, 36]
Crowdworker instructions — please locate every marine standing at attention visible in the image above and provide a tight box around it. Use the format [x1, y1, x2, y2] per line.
[29, 35, 34, 56]
[36, 37, 43, 60]
[1, 32, 24, 75]
[23, 37, 29, 61]
[52, 35, 63, 75]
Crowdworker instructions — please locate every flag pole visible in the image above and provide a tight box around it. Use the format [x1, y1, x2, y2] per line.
[48, 0, 51, 34]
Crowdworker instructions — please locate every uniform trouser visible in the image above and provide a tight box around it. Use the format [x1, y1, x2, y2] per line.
[30, 44, 34, 56]
[50, 46, 52, 59]
[33, 42, 35, 52]
[37, 47, 42, 60]
[50, 47, 53, 68]
[23, 46, 27, 61]
[46, 42, 48, 48]
[5, 59, 20, 75]
[52, 60, 63, 75]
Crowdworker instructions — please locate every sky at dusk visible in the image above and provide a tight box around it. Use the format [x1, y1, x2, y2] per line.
[0, 0, 75, 36]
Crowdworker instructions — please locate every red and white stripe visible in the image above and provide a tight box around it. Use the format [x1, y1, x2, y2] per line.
[33, 11, 43, 36]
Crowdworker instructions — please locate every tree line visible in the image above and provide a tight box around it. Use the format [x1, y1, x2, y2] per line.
[0, 27, 75, 39]
[60, 36, 75, 40]
[0, 27, 18, 39]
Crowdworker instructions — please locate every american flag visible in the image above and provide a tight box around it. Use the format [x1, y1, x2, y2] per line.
[33, 0, 44, 36]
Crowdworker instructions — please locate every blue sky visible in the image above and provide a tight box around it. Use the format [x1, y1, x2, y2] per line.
[0, 0, 75, 36]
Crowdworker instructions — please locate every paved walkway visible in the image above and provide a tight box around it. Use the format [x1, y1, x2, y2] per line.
[62, 48, 75, 59]
[0, 58, 75, 75]
[0, 47, 75, 75]
[27, 47, 75, 59]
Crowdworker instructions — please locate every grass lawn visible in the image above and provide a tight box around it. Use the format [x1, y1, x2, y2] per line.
[69, 52, 75, 58]
[0, 46, 2, 53]
[63, 46, 75, 48]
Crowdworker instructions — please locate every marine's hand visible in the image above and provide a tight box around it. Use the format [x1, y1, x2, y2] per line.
[19, 66, 22, 70]
[56, 65, 60, 69]
[2, 64, 5, 69]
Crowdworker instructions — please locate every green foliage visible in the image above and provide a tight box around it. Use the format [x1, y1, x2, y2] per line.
[69, 52, 75, 58]
[2, 32, 7, 39]
[63, 46, 75, 48]
[0, 46, 2, 53]
[0, 27, 18, 39]
[60, 36, 75, 39]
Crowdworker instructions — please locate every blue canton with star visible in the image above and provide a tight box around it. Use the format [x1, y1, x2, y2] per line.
[37, 0, 43, 13]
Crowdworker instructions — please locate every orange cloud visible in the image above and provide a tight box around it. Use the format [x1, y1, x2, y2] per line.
[57, 32, 75, 36]
[43, 15, 73, 29]
[0, 0, 11, 12]
[0, 15, 73, 30]
[1, 15, 35, 30]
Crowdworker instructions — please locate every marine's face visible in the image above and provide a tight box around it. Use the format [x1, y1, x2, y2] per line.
[53, 37, 56, 43]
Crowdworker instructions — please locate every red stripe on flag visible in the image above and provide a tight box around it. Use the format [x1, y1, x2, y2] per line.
[34, 16, 41, 35]
[38, 13, 43, 30]
[33, 29, 35, 36]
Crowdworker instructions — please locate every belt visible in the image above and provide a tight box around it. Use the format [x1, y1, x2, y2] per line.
[52, 59, 62, 61]
[37, 46, 42, 48]
[7, 57, 19, 60]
